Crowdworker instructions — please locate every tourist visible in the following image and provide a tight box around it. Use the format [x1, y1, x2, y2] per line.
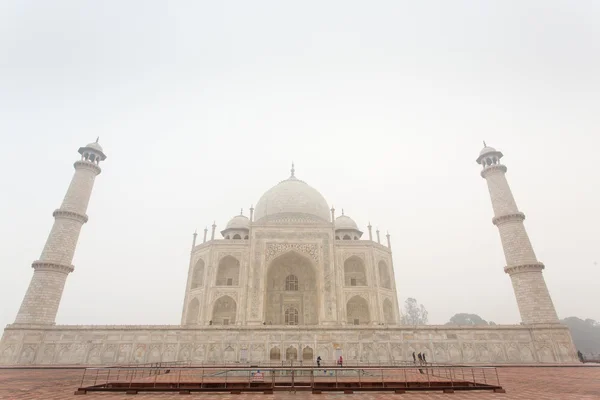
[317, 356, 322, 367]
[418, 352, 422, 363]
[338, 355, 343, 367]
[412, 352, 416, 363]
[422, 353, 427, 363]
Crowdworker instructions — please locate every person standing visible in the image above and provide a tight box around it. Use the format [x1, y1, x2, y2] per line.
[412, 352, 416, 364]
[317, 356, 322, 367]
[338, 355, 343, 367]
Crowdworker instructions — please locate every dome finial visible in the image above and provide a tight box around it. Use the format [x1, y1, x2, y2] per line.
[483, 140, 487, 147]
[342, 209, 345, 216]
[96, 136, 100, 143]
[290, 161, 295, 177]
[240, 208, 243, 216]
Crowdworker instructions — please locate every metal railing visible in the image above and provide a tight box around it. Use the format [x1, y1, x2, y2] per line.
[76, 362, 503, 394]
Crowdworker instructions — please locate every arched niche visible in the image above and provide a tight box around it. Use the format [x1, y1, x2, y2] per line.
[347, 295, 370, 325]
[286, 346, 298, 361]
[265, 251, 318, 325]
[344, 256, 367, 286]
[270, 347, 281, 361]
[212, 295, 237, 325]
[378, 260, 392, 289]
[302, 346, 313, 361]
[186, 298, 200, 325]
[191, 259, 204, 289]
[383, 298, 394, 324]
[216, 255, 240, 286]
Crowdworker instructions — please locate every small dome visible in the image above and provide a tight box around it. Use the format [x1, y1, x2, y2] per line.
[86, 141, 104, 152]
[335, 215, 358, 231]
[254, 175, 331, 223]
[225, 215, 250, 230]
[476, 143, 503, 164]
[479, 146, 497, 156]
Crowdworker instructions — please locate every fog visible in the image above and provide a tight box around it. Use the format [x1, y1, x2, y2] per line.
[1, 0, 598, 329]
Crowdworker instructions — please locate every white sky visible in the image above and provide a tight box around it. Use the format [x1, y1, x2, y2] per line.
[1, 1, 598, 329]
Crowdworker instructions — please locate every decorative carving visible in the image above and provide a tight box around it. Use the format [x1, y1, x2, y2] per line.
[52, 209, 89, 224]
[343, 253, 366, 262]
[480, 164, 507, 178]
[31, 261, 74, 274]
[74, 160, 101, 174]
[492, 212, 525, 226]
[211, 291, 238, 303]
[265, 243, 319, 264]
[504, 263, 545, 275]
[251, 250, 262, 318]
[345, 292, 369, 302]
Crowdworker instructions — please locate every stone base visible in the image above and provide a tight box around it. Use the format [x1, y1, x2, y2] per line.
[0, 324, 578, 365]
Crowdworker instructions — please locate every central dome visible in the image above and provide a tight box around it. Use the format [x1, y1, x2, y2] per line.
[254, 173, 331, 224]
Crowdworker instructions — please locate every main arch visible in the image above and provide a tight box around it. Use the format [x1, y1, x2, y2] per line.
[265, 251, 319, 325]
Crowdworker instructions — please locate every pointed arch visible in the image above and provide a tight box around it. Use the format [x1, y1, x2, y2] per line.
[378, 260, 392, 289]
[347, 295, 370, 325]
[344, 256, 367, 286]
[212, 295, 237, 325]
[302, 346, 313, 361]
[286, 346, 298, 361]
[383, 299, 394, 324]
[266, 250, 318, 325]
[270, 346, 281, 361]
[191, 259, 205, 289]
[216, 255, 240, 286]
[285, 307, 299, 325]
[186, 298, 200, 325]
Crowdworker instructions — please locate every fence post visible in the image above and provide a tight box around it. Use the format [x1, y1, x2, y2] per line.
[358, 368, 361, 388]
[79, 369, 87, 388]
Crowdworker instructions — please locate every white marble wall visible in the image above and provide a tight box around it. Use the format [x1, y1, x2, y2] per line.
[0, 324, 578, 365]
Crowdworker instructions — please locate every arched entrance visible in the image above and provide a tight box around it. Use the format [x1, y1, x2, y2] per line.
[265, 251, 318, 325]
[347, 295, 370, 325]
[212, 295, 237, 325]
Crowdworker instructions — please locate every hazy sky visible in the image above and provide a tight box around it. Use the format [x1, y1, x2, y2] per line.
[1, 1, 599, 330]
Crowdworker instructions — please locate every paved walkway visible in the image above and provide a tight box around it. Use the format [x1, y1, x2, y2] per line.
[0, 366, 599, 399]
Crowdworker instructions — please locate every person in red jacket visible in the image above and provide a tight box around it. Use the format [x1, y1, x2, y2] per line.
[338, 355, 343, 367]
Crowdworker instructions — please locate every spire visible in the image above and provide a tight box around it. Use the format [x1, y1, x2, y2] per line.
[483, 140, 487, 147]
[290, 162, 295, 178]
[96, 136, 100, 143]
[367, 222, 373, 241]
[191, 230, 198, 251]
[341, 209, 345, 216]
[211, 221, 216, 241]
[240, 208, 243, 216]
[249, 204, 254, 222]
[203, 226, 208, 243]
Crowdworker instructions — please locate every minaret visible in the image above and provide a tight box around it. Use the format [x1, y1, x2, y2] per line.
[477, 144, 559, 324]
[14, 139, 106, 325]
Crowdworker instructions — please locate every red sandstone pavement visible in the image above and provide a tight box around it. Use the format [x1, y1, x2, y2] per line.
[0, 366, 599, 399]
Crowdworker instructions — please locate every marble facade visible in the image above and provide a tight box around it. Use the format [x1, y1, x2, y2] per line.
[0, 142, 580, 365]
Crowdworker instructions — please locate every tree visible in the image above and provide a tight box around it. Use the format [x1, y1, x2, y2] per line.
[446, 313, 489, 326]
[400, 298, 428, 325]
[561, 317, 600, 356]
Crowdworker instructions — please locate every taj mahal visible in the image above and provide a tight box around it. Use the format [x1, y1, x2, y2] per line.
[0, 140, 579, 365]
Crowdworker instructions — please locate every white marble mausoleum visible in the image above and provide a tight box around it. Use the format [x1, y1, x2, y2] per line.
[0, 140, 579, 365]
